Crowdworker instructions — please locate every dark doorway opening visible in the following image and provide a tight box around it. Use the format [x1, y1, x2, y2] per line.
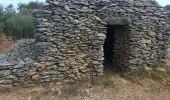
[103, 24, 129, 71]
[103, 25, 115, 68]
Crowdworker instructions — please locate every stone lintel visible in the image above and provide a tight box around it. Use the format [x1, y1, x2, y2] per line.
[104, 17, 132, 25]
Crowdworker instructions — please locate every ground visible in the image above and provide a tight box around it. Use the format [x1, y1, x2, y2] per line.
[0, 67, 170, 100]
[0, 33, 13, 53]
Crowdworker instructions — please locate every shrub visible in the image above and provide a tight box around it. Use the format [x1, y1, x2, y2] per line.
[164, 5, 170, 11]
[4, 13, 34, 40]
[0, 1, 43, 40]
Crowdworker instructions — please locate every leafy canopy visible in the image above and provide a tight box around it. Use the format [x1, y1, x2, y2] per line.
[164, 5, 170, 11]
[0, 1, 43, 40]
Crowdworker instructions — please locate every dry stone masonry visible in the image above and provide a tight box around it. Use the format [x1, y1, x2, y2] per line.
[0, 0, 170, 85]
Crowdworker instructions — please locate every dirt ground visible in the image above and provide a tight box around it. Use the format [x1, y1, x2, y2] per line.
[0, 33, 13, 53]
[0, 70, 170, 100]
[72, 77, 170, 100]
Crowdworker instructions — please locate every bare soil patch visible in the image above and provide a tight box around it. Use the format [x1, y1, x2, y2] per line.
[0, 33, 13, 53]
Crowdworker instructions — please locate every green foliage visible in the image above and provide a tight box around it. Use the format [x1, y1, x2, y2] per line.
[0, 21, 5, 32]
[0, 5, 3, 14]
[0, 2, 43, 40]
[164, 5, 170, 11]
[103, 79, 114, 88]
[18, 1, 43, 14]
[4, 13, 34, 39]
[5, 4, 16, 14]
[0, 4, 5, 32]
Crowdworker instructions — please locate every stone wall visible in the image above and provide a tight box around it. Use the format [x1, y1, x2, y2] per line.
[0, 0, 169, 85]
[0, 39, 38, 85]
[112, 25, 130, 71]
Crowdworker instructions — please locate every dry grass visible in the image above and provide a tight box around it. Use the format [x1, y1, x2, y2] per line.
[1, 69, 170, 100]
[122, 67, 170, 86]
[0, 33, 13, 53]
[0, 83, 62, 100]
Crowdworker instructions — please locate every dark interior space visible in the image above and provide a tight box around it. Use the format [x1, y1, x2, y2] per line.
[103, 25, 115, 68]
[103, 25, 128, 72]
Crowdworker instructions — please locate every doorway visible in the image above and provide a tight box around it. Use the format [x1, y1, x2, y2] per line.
[103, 25, 128, 70]
[103, 25, 115, 68]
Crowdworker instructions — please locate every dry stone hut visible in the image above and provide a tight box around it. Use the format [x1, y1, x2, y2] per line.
[0, 0, 170, 84]
[34, 0, 170, 73]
